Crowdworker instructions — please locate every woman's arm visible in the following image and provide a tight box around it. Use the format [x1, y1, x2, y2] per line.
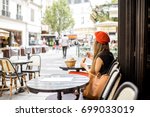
[86, 51, 93, 60]
[94, 57, 104, 75]
[80, 58, 90, 72]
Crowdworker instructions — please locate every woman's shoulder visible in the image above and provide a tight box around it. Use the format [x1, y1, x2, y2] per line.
[98, 50, 114, 59]
[99, 50, 111, 56]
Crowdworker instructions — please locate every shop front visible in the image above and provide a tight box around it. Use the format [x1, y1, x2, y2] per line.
[0, 28, 22, 48]
[0, 29, 9, 48]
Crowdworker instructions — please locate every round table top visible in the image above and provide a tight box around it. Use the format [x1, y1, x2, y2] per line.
[11, 59, 32, 65]
[59, 66, 85, 71]
[27, 74, 89, 93]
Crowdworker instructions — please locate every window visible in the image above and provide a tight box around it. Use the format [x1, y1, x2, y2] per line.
[2, 0, 10, 17]
[81, 17, 84, 24]
[2, 0, 9, 11]
[68, 0, 72, 4]
[17, 4, 21, 16]
[31, 9, 34, 21]
[16, 4, 22, 20]
[84, 0, 89, 2]
[74, 0, 81, 4]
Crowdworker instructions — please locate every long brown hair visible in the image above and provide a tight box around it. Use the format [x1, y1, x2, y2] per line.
[90, 40, 110, 74]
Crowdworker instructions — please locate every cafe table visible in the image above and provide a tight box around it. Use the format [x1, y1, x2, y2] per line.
[59, 64, 91, 72]
[11, 59, 32, 73]
[59, 66, 85, 72]
[11, 59, 32, 93]
[27, 74, 89, 100]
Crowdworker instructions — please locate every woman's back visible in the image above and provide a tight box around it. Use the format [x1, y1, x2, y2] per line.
[98, 50, 114, 75]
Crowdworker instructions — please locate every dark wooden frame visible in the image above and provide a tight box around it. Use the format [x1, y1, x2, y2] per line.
[118, 0, 148, 99]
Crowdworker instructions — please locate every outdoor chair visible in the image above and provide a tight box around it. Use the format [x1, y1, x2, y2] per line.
[112, 81, 139, 100]
[100, 68, 121, 100]
[9, 56, 20, 72]
[22, 54, 41, 80]
[77, 68, 121, 100]
[0, 58, 28, 98]
[107, 60, 120, 76]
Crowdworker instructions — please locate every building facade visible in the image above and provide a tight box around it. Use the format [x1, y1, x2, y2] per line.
[68, 0, 96, 39]
[0, 0, 42, 47]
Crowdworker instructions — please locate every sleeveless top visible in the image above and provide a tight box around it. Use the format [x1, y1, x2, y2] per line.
[98, 50, 114, 75]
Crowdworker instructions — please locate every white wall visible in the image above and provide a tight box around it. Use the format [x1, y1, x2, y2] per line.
[69, 2, 95, 36]
[0, 0, 42, 46]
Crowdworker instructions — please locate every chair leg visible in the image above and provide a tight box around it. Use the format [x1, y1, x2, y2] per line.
[22, 75, 29, 93]
[38, 72, 40, 77]
[29, 73, 32, 80]
[14, 78, 18, 91]
[34, 72, 36, 78]
[0, 76, 6, 96]
[10, 78, 13, 99]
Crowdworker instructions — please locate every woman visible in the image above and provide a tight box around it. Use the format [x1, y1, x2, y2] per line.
[80, 31, 114, 77]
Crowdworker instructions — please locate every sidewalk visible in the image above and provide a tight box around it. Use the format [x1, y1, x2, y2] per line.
[0, 46, 86, 100]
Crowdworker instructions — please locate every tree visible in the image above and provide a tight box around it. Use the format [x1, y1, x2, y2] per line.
[90, 0, 118, 23]
[90, 4, 110, 22]
[111, 0, 118, 4]
[43, 0, 74, 36]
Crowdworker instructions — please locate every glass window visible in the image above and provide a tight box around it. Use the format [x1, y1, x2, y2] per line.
[17, 4, 21, 16]
[31, 9, 34, 21]
[74, 0, 81, 4]
[68, 0, 71, 4]
[84, 0, 89, 2]
[2, 0, 9, 11]
[2, 5, 5, 10]
[81, 17, 84, 24]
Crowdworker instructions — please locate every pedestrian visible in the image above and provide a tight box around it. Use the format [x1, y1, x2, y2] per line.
[80, 31, 114, 78]
[55, 37, 60, 53]
[60, 35, 69, 58]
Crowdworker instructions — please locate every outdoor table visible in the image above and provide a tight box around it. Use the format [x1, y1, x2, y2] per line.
[11, 59, 32, 73]
[59, 66, 85, 72]
[11, 59, 32, 93]
[27, 74, 89, 100]
[59, 64, 91, 72]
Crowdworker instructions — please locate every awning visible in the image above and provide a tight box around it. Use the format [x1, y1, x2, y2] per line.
[97, 21, 118, 27]
[0, 29, 9, 39]
[68, 34, 77, 40]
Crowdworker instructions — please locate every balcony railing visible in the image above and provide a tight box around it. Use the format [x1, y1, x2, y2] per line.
[16, 14, 23, 21]
[1, 10, 10, 17]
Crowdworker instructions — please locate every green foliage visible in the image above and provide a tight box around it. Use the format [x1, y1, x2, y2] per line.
[111, 0, 118, 4]
[90, 1, 118, 23]
[43, 0, 74, 35]
[91, 5, 110, 22]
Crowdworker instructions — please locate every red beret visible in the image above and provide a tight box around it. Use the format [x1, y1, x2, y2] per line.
[95, 31, 110, 44]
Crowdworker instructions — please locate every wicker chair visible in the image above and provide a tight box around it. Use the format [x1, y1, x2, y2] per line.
[0, 58, 28, 98]
[112, 82, 139, 100]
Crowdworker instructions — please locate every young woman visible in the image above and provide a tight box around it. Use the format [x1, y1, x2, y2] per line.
[80, 31, 114, 77]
